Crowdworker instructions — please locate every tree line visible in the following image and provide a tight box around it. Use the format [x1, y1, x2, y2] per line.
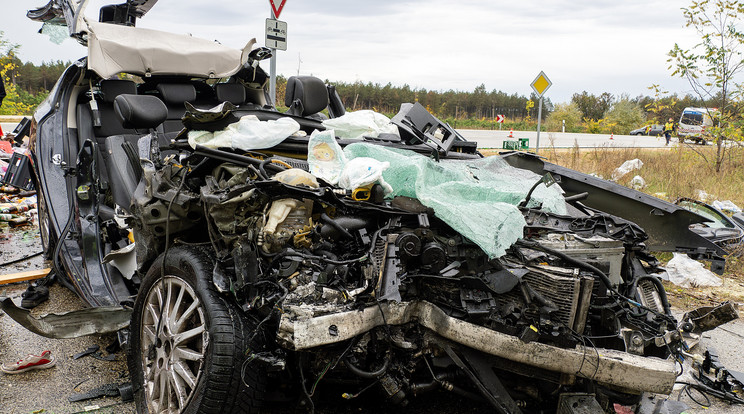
[327, 80, 553, 121]
[0, 40, 721, 136]
[4, 55, 70, 94]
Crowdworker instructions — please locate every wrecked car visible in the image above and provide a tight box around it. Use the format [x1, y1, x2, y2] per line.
[4, 1, 738, 413]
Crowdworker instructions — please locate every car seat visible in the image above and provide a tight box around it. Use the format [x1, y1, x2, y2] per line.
[284, 76, 329, 120]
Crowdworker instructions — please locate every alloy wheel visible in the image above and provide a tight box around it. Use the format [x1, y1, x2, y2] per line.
[141, 275, 207, 413]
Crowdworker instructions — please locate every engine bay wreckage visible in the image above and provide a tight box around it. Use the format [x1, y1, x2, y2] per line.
[7, 0, 740, 413]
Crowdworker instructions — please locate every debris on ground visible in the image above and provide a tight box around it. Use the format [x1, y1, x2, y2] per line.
[712, 200, 742, 214]
[67, 382, 133, 403]
[696, 189, 711, 202]
[612, 158, 643, 180]
[73, 344, 117, 361]
[630, 175, 646, 190]
[0, 185, 36, 228]
[662, 253, 723, 288]
[73, 345, 101, 360]
[20, 284, 49, 308]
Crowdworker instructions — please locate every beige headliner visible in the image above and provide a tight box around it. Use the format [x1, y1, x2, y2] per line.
[87, 21, 255, 79]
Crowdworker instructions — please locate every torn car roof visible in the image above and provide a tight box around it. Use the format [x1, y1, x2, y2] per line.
[87, 21, 254, 79]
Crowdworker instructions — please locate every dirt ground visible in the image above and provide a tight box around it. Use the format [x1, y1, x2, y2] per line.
[1, 222, 744, 413]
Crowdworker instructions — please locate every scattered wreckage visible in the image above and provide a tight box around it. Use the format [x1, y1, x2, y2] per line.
[2, 1, 740, 413]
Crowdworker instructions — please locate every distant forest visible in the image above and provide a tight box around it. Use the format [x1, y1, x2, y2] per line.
[3, 57, 707, 133]
[329, 80, 550, 121]
[4, 56, 69, 94]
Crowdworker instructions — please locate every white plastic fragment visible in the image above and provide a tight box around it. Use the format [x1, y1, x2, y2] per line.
[307, 130, 347, 185]
[712, 200, 742, 214]
[612, 159, 643, 181]
[321, 110, 399, 140]
[663, 253, 722, 288]
[630, 175, 646, 190]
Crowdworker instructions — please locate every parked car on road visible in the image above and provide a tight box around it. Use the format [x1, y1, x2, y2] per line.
[629, 124, 663, 136]
[3, 1, 737, 413]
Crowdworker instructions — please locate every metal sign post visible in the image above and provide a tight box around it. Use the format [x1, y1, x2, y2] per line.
[530, 71, 552, 155]
[267, 0, 287, 107]
[269, 10, 277, 106]
[496, 114, 505, 130]
[536, 97, 543, 152]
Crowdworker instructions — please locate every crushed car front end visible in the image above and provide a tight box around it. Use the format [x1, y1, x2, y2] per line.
[119, 100, 690, 412]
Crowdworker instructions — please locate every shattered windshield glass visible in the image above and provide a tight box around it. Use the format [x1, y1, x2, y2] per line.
[344, 143, 567, 258]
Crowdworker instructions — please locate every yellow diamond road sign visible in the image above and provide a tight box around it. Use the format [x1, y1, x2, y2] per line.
[531, 71, 552, 97]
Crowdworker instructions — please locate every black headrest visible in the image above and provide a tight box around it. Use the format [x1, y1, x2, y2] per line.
[100, 80, 137, 104]
[114, 94, 168, 129]
[215, 83, 247, 105]
[285, 76, 329, 116]
[156, 83, 197, 105]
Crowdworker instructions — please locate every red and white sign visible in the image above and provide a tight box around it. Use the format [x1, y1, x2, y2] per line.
[270, 0, 287, 19]
[496, 114, 505, 123]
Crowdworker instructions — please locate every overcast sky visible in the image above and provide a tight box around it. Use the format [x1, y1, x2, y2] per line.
[3, 0, 704, 103]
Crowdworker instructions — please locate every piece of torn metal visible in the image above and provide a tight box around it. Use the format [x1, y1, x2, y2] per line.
[682, 301, 739, 333]
[0, 297, 131, 339]
[278, 300, 677, 394]
[101, 243, 137, 280]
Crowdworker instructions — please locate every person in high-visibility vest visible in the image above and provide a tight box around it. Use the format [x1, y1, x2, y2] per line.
[663, 118, 674, 145]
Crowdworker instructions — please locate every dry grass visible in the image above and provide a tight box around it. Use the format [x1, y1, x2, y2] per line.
[545, 145, 744, 206]
[484, 145, 744, 306]
[485, 145, 744, 206]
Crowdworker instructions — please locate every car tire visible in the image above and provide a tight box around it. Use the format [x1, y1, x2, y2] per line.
[128, 246, 266, 414]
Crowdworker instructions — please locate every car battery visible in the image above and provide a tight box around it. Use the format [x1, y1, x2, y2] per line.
[538, 233, 625, 287]
[1, 152, 34, 191]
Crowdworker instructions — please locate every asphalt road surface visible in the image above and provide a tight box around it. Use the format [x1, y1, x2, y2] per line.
[1, 121, 686, 150]
[456, 129, 683, 149]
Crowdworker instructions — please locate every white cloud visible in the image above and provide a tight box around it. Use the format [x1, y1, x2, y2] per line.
[4, 0, 710, 102]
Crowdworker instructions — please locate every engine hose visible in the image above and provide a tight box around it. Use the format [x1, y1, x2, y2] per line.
[343, 354, 390, 379]
[320, 213, 354, 240]
[314, 249, 338, 275]
[283, 249, 367, 265]
[410, 372, 457, 394]
[258, 158, 288, 179]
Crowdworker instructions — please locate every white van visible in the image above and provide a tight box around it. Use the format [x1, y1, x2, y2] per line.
[678, 107, 716, 144]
